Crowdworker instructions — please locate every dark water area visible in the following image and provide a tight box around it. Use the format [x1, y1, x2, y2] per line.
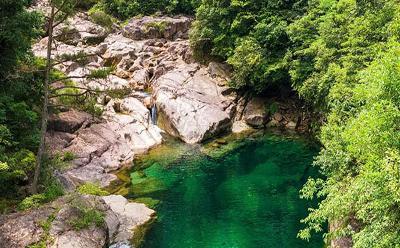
[129, 132, 323, 248]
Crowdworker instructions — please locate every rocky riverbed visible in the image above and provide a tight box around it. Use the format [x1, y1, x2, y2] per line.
[35, 11, 309, 190]
[0, 2, 312, 247]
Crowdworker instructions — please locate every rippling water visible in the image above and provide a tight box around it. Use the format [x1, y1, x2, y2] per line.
[129, 133, 323, 248]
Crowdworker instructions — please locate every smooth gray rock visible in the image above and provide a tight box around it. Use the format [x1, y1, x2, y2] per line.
[154, 66, 234, 143]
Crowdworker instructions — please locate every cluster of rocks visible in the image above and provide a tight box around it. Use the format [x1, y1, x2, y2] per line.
[0, 194, 154, 248]
[32, 12, 231, 187]
[233, 97, 311, 133]
[47, 98, 163, 189]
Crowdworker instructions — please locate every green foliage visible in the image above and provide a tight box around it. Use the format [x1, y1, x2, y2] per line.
[288, 0, 400, 109]
[0, 0, 42, 76]
[56, 80, 104, 118]
[77, 182, 109, 196]
[87, 67, 113, 79]
[100, 0, 199, 20]
[0, 149, 37, 195]
[299, 44, 400, 247]
[43, 181, 65, 201]
[0, 13, 44, 196]
[88, 6, 116, 29]
[145, 21, 168, 33]
[18, 182, 64, 210]
[190, 0, 306, 93]
[18, 194, 47, 210]
[62, 151, 75, 162]
[70, 206, 105, 230]
[76, 0, 100, 10]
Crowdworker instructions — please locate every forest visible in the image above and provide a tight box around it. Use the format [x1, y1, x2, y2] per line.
[1, 0, 399, 247]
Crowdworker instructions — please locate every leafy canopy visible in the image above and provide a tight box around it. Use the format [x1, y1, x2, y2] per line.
[190, 0, 307, 93]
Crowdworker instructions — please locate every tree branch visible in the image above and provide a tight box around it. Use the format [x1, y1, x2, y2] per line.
[50, 91, 90, 98]
[50, 75, 87, 83]
[51, 85, 103, 92]
[52, 52, 99, 67]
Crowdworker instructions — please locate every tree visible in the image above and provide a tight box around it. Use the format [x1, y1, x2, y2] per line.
[31, 0, 111, 193]
[0, 0, 42, 197]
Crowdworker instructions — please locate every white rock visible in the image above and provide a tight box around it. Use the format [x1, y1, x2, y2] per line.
[102, 195, 155, 243]
[232, 120, 252, 133]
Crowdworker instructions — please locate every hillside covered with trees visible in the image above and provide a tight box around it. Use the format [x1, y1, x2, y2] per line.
[1, 0, 399, 247]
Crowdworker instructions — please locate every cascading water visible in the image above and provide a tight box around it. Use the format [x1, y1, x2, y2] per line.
[151, 104, 157, 125]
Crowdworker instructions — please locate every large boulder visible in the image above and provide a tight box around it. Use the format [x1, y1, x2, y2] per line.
[53, 14, 108, 45]
[154, 65, 235, 143]
[48, 109, 92, 133]
[243, 98, 268, 128]
[123, 16, 192, 40]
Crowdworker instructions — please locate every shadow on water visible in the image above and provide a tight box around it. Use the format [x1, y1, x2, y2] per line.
[125, 130, 323, 248]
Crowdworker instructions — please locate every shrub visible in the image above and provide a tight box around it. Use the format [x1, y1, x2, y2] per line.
[63, 151, 75, 162]
[70, 207, 105, 230]
[43, 182, 64, 201]
[88, 8, 115, 29]
[18, 194, 47, 210]
[145, 21, 167, 33]
[77, 182, 109, 196]
[18, 182, 64, 210]
[76, 0, 99, 10]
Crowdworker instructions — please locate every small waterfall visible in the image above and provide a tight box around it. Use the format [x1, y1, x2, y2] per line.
[151, 104, 157, 125]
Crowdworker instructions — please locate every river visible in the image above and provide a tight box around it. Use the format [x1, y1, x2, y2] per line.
[127, 131, 322, 248]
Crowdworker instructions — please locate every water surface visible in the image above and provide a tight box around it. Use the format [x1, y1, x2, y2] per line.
[129, 133, 322, 248]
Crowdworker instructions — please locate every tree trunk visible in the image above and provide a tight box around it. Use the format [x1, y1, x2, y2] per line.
[31, 6, 55, 194]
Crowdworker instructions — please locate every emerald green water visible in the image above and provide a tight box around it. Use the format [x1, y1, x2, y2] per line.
[129, 133, 322, 248]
